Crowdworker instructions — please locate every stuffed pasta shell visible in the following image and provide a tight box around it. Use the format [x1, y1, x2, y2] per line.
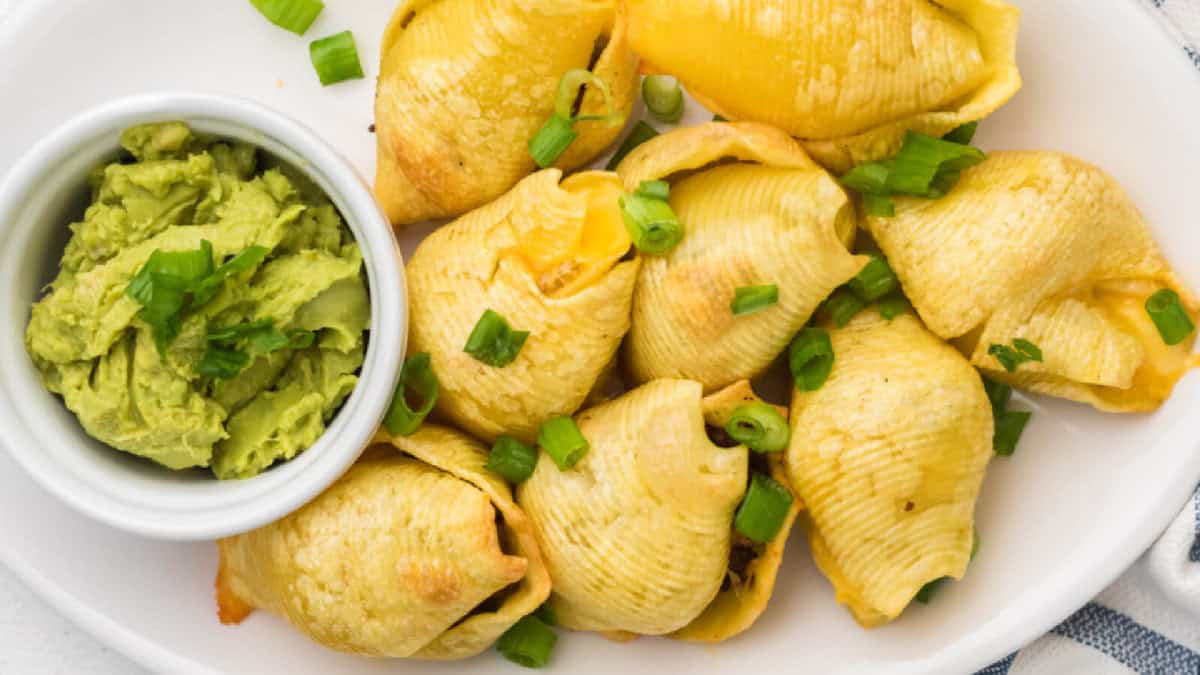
[616, 122, 866, 392]
[215, 425, 550, 659]
[517, 379, 800, 641]
[624, 0, 1021, 172]
[375, 0, 637, 226]
[866, 152, 1199, 412]
[406, 170, 639, 442]
[787, 310, 993, 628]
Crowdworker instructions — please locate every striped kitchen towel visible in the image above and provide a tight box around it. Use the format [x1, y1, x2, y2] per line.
[976, 483, 1200, 673]
[973, 4, 1200, 673]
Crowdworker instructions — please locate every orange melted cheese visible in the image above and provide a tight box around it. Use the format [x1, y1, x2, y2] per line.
[506, 172, 630, 299]
[1094, 281, 1200, 401]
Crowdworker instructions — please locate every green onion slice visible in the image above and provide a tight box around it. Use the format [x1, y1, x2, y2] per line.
[1146, 288, 1196, 346]
[310, 31, 365, 86]
[530, 69, 622, 168]
[250, 0, 324, 36]
[734, 473, 794, 543]
[839, 131, 986, 217]
[642, 75, 684, 123]
[994, 410, 1032, 457]
[863, 193, 896, 217]
[877, 293, 911, 320]
[496, 615, 557, 669]
[849, 257, 900, 302]
[789, 328, 835, 392]
[537, 416, 589, 471]
[988, 339, 1043, 373]
[943, 121, 979, 145]
[731, 285, 779, 317]
[534, 603, 558, 627]
[192, 246, 269, 305]
[464, 309, 529, 367]
[606, 121, 659, 170]
[486, 436, 539, 485]
[725, 403, 790, 453]
[619, 182, 685, 255]
[981, 378, 1012, 417]
[197, 345, 252, 381]
[824, 287, 866, 327]
[384, 353, 441, 437]
[916, 532, 981, 605]
[529, 116, 580, 170]
[914, 577, 946, 605]
[712, 114, 728, 122]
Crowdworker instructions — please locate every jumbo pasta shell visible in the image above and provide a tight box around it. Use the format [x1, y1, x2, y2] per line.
[617, 122, 866, 392]
[866, 151, 1199, 412]
[375, 0, 637, 226]
[625, 0, 1020, 172]
[786, 311, 993, 628]
[518, 379, 799, 640]
[215, 425, 550, 659]
[406, 169, 638, 443]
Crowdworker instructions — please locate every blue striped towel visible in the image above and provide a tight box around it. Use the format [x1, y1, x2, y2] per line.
[976, 6, 1200, 670]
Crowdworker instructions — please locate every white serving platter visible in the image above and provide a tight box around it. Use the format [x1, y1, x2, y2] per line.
[1, 1, 1199, 673]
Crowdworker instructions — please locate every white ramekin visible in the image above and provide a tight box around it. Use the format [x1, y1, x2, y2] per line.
[0, 92, 406, 541]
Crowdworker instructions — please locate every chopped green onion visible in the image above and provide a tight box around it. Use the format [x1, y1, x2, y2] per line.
[1146, 288, 1195, 346]
[309, 31, 364, 86]
[606, 121, 659, 170]
[197, 345, 252, 381]
[635, 179, 670, 201]
[534, 603, 558, 627]
[849, 257, 899, 302]
[486, 436, 539, 484]
[914, 577, 946, 605]
[877, 294, 911, 320]
[993, 410, 1032, 457]
[725, 403, 790, 453]
[789, 328, 835, 393]
[192, 246, 269, 305]
[731, 285, 779, 317]
[250, 0, 324, 36]
[537, 416, 589, 471]
[943, 121, 979, 145]
[982, 377, 1032, 457]
[464, 310, 529, 368]
[916, 532, 981, 605]
[734, 473, 794, 543]
[384, 353, 440, 436]
[863, 193, 896, 217]
[642, 75, 684, 123]
[988, 339, 1043, 373]
[497, 615, 557, 669]
[839, 131, 986, 217]
[981, 378, 1012, 417]
[126, 241, 217, 352]
[619, 182, 685, 255]
[286, 329, 316, 350]
[712, 114, 728, 122]
[530, 116, 579, 170]
[530, 69, 622, 168]
[823, 287, 866, 327]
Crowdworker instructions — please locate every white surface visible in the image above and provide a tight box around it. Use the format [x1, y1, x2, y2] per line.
[1, 1, 1199, 674]
[0, 92, 408, 541]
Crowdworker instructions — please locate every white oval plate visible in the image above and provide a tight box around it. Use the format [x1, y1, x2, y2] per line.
[1, 1, 1198, 674]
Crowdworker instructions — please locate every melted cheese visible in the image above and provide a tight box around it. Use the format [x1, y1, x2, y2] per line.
[1094, 281, 1200, 401]
[505, 172, 630, 299]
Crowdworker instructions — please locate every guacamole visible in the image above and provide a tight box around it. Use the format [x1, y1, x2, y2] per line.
[26, 122, 369, 480]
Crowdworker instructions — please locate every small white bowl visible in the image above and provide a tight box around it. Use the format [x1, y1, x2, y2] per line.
[0, 92, 406, 541]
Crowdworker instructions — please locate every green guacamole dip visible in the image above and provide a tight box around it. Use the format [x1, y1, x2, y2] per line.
[26, 122, 369, 480]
